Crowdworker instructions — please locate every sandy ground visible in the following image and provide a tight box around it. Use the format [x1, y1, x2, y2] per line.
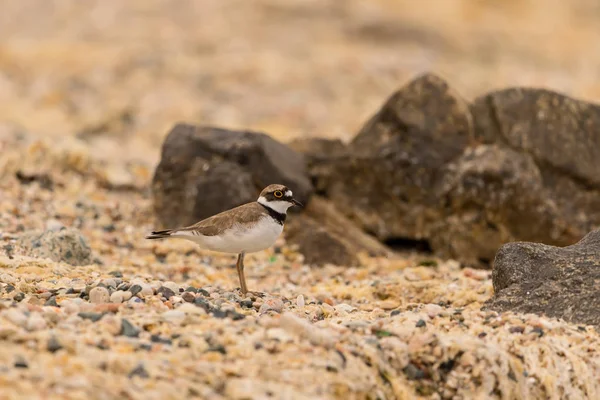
[1, 1, 600, 399]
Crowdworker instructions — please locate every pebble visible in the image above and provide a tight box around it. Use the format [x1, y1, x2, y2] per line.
[157, 286, 176, 300]
[78, 312, 104, 322]
[334, 303, 356, 314]
[47, 337, 63, 353]
[44, 296, 58, 307]
[423, 304, 444, 319]
[102, 278, 117, 288]
[4, 309, 27, 327]
[162, 310, 186, 324]
[296, 295, 305, 308]
[13, 292, 25, 302]
[110, 290, 127, 303]
[416, 319, 427, 328]
[26, 313, 47, 331]
[138, 284, 154, 298]
[120, 319, 140, 337]
[163, 281, 180, 293]
[181, 292, 195, 303]
[89, 287, 110, 304]
[14, 356, 28, 369]
[259, 298, 284, 314]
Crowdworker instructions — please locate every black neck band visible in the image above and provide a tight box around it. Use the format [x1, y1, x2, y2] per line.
[259, 203, 286, 225]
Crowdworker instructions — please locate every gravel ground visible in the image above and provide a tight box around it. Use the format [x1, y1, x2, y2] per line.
[2, 1, 600, 399]
[1, 138, 600, 399]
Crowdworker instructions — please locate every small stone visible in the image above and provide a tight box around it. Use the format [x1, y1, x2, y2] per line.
[102, 278, 117, 288]
[13, 292, 25, 302]
[240, 299, 253, 309]
[89, 287, 110, 304]
[162, 310, 185, 324]
[157, 286, 176, 300]
[5, 284, 15, 293]
[138, 284, 154, 298]
[423, 304, 444, 318]
[163, 281, 180, 293]
[182, 292, 195, 303]
[129, 284, 142, 296]
[4, 309, 27, 327]
[185, 287, 198, 293]
[531, 327, 544, 337]
[120, 319, 140, 337]
[334, 303, 356, 314]
[110, 290, 126, 303]
[171, 295, 183, 304]
[416, 319, 426, 328]
[403, 363, 425, 380]
[198, 289, 210, 297]
[26, 313, 47, 331]
[78, 312, 104, 322]
[122, 291, 132, 301]
[151, 335, 172, 345]
[193, 297, 211, 313]
[259, 298, 284, 314]
[44, 296, 58, 307]
[108, 270, 123, 278]
[47, 337, 63, 353]
[378, 300, 399, 310]
[509, 326, 525, 334]
[128, 363, 149, 379]
[390, 310, 401, 317]
[296, 295, 305, 308]
[14, 356, 28, 369]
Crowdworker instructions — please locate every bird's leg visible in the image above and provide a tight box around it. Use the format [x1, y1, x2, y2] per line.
[236, 252, 248, 295]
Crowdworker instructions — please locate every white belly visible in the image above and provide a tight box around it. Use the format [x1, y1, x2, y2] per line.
[175, 217, 284, 254]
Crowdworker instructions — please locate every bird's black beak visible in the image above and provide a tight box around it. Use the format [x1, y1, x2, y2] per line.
[291, 198, 303, 207]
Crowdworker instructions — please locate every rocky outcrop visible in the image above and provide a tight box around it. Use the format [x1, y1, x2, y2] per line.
[16, 227, 93, 266]
[299, 73, 600, 266]
[484, 229, 600, 328]
[151, 124, 313, 228]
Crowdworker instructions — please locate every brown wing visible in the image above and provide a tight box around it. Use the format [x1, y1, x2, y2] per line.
[178, 202, 264, 237]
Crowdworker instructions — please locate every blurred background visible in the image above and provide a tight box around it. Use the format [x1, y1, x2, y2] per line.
[1, 0, 600, 167]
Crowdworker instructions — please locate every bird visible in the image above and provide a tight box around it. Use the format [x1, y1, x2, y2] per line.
[145, 184, 302, 295]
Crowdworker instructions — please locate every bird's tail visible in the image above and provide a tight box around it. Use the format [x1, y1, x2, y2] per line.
[145, 229, 175, 240]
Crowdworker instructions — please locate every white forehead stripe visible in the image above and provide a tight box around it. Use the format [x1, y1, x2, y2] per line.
[285, 190, 292, 197]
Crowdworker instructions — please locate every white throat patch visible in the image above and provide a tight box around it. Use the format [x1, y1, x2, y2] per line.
[258, 196, 292, 214]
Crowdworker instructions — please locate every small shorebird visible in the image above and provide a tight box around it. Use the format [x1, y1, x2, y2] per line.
[145, 184, 302, 295]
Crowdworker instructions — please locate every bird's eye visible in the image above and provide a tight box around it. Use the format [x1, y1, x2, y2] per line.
[274, 190, 283, 198]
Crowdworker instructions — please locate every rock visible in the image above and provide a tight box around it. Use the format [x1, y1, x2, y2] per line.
[157, 286, 176, 300]
[26, 313, 47, 331]
[307, 73, 472, 244]
[296, 295, 305, 308]
[120, 319, 140, 337]
[162, 310, 186, 324]
[259, 298, 284, 314]
[485, 229, 600, 328]
[89, 287, 110, 304]
[44, 296, 58, 307]
[163, 281, 180, 294]
[78, 312, 104, 322]
[151, 124, 313, 227]
[299, 73, 600, 266]
[285, 196, 392, 266]
[110, 290, 126, 303]
[138, 284, 154, 298]
[16, 227, 92, 266]
[128, 284, 142, 296]
[47, 337, 63, 353]
[181, 292, 195, 303]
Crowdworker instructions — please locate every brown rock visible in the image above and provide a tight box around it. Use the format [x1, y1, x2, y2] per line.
[151, 124, 313, 227]
[306, 73, 473, 242]
[485, 229, 600, 328]
[285, 196, 392, 266]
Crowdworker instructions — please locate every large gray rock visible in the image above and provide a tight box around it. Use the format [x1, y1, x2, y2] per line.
[16, 227, 93, 266]
[485, 229, 600, 328]
[151, 124, 313, 228]
[300, 73, 600, 266]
